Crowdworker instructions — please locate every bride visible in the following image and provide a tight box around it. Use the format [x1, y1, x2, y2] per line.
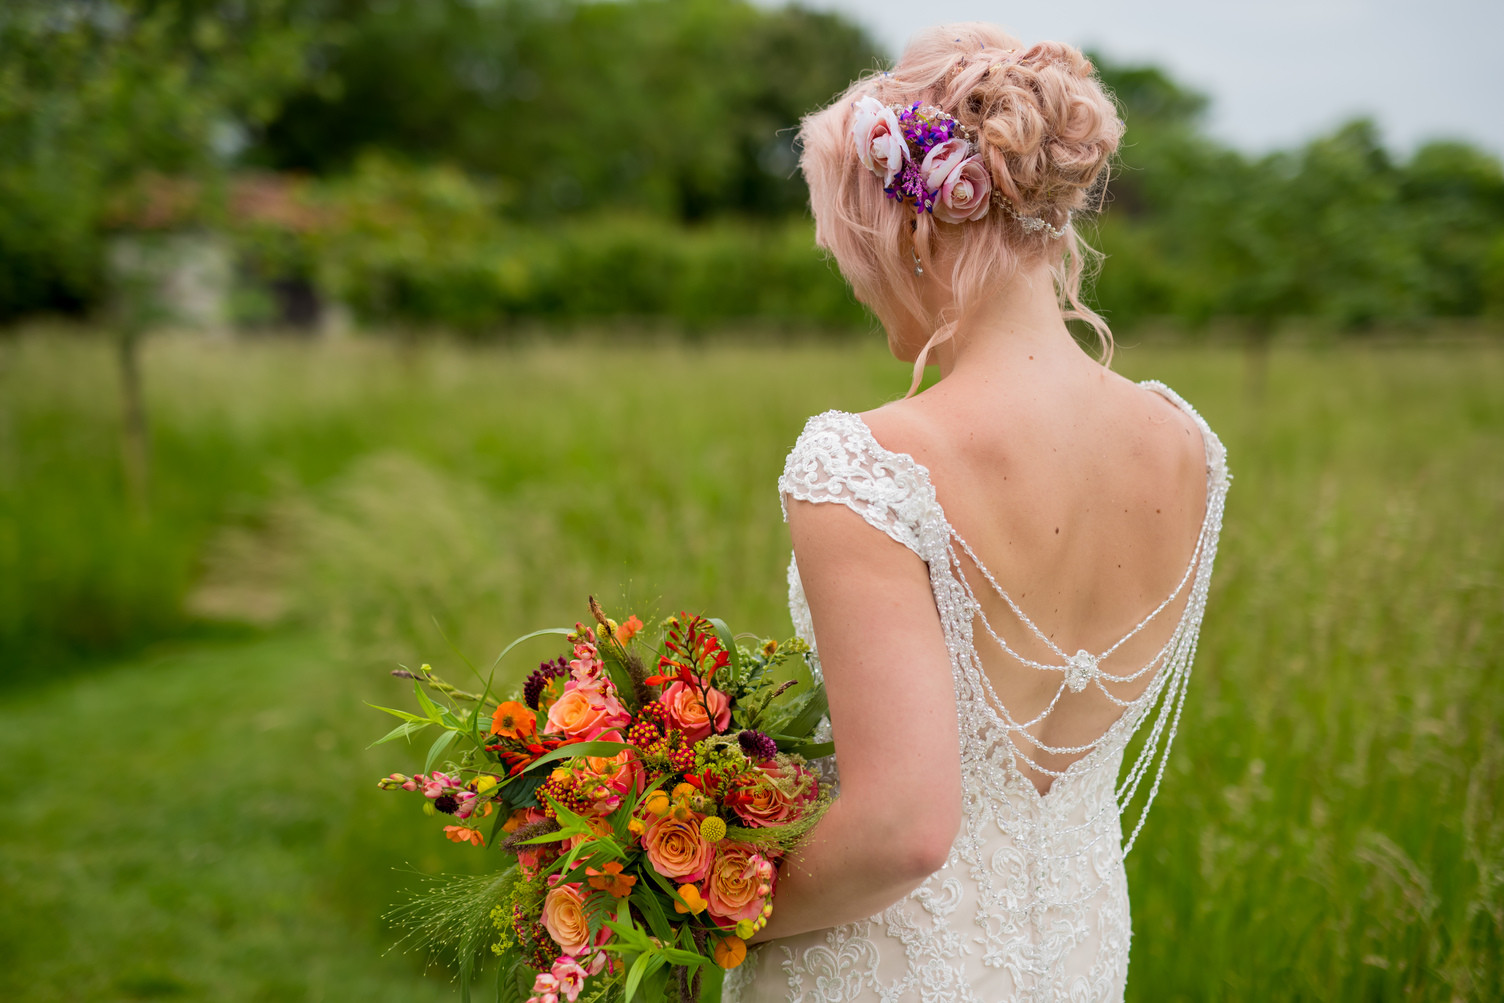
[727, 23, 1229, 1003]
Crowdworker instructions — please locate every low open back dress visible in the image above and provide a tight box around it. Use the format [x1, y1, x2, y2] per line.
[725, 382, 1230, 1003]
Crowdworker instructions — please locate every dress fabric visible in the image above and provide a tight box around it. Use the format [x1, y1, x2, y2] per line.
[724, 382, 1230, 1003]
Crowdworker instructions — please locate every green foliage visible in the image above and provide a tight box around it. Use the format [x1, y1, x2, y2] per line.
[0, 333, 1501, 999]
[251, 154, 866, 333]
[0, 0, 324, 318]
[256, 0, 881, 220]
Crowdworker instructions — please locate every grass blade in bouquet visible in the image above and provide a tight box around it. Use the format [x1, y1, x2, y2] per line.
[373, 597, 830, 1002]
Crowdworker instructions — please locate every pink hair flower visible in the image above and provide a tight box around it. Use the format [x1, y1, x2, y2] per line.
[851, 96, 909, 185]
[935, 155, 993, 223]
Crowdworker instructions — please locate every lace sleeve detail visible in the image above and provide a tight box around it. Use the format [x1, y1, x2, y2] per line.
[777, 410, 944, 563]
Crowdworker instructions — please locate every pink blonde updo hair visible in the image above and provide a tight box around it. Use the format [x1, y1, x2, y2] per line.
[799, 23, 1124, 394]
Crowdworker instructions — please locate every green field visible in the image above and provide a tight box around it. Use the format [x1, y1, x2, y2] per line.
[1, 329, 1500, 1000]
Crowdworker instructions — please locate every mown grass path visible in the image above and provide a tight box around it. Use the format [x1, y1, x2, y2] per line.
[0, 635, 460, 1002]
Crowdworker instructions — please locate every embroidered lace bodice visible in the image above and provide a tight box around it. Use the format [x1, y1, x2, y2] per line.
[725, 382, 1229, 1003]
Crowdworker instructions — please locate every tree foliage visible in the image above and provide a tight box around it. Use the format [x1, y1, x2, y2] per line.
[0, 0, 323, 317]
[254, 0, 881, 220]
[1, 1, 1501, 331]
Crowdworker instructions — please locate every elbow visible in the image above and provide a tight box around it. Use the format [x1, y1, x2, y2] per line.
[888, 796, 962, 882]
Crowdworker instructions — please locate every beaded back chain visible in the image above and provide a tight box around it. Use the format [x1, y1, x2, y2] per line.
[949, 382, 1229, 858]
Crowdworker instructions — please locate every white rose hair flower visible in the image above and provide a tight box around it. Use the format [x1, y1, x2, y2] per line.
[850, 96, 910, 186]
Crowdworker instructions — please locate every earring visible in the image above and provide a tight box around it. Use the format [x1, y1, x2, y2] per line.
[911, 250, 924, 277]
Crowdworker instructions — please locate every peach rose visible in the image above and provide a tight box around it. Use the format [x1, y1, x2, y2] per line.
[704, 841, 774, 925]
[935, 154, 993, 223]
[541, 882, 594, 956]
[643, 813, 713, 883]
[733, 760, 817, 828]
[545, 681, 631, 740]
[851, 95, 909, 185]
[581, 730, 644, 800]
[660, 681, 730, 742]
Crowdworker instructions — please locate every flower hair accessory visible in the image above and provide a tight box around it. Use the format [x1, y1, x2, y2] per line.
[850, 95, 1068, 236]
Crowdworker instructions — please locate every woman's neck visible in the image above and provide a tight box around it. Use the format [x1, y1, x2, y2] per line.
[928, 259, 1092, 382]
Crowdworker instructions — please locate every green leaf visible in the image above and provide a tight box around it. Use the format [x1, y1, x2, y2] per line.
[523, 740, 631, 774]
[366, 702, 431, 724]
[780, 683, 828, 739]
[641, 861, 692, 912]
[414, 678, 445, 723]
[424, 728, 460, 773]
[641, 964, 671, 1001]
[624, 950, 653, 1001]
[698, 962, 725, 1003]
[708, 617, 741, 687]
[783, 740, 835, 759]
[368, 718, 432, 748]
[488, 627, 572, 673]
[632, 883, 673, 942]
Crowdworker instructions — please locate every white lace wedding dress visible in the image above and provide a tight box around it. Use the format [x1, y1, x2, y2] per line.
[725, 382, 1229, 1003]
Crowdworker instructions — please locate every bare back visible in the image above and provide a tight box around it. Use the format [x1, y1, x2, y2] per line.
[862, 358, 1210, 793]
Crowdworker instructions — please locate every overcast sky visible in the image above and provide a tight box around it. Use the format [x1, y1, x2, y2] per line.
[776, 0, 1504, 160]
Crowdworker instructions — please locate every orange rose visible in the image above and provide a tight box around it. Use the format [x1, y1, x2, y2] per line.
[541, 882, 594, 956]
[704, 841, 772, 925]
[544, 682, 630, 740]
[660, 681, 731, 741]
[733, 760, 817, 828]
[643, 813, 712, 883]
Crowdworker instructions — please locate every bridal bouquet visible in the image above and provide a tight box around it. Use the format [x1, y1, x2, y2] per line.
[374, 598, 831, 1002]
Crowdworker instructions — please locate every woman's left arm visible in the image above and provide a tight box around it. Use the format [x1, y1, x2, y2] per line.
[749, 495, 963, 942]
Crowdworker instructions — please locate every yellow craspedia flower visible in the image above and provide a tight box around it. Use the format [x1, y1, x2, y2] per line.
[643, 790, 671, 816]
[699, 816, 727, 843]
[672, 782, 697, 798]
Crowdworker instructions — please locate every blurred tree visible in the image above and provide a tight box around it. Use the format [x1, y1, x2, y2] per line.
[0, 0, 326, 511]
[0, 0, 326, 318]
[253, 0, 883, 219]
[1399, 141, 1504, 317]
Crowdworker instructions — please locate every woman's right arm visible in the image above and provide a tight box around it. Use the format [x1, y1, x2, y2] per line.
[749, 495, 963, 942]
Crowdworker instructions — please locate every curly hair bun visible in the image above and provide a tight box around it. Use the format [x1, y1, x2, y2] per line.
[938, 35, 1123, 228]
[795, 23, 1120, 396]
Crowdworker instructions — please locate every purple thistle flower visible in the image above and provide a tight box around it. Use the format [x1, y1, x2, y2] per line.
[738, 729, 778, 762]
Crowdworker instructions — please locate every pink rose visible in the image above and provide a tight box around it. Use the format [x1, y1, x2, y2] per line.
[732, 760, 818, 828]
[545, 681, 631, 740]
[934, 154, 993, 223]
[920, 138, 969, 193]
[851, 95, 909, 185]
[642, 813, 713, 883]
[704, 841, 776, 925]
[660, 681, 731, 742]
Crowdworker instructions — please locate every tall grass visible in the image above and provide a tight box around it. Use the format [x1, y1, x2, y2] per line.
[0, 328, 1499, 999]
